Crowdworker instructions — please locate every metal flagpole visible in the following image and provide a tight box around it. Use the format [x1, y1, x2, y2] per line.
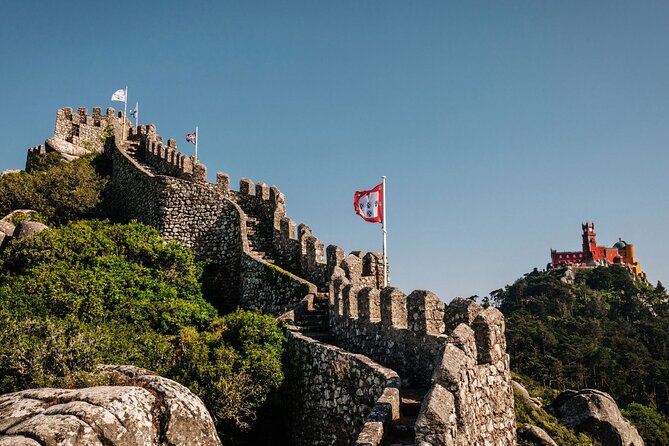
[382, 175, 388, 287]
[135, 102, 139, 128]
[195, 126, 198, 162]
[122, 86, 128, 141]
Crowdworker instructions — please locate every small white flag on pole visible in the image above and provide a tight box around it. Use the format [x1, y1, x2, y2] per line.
[111, 86, 128, 140]
[111, 88, 126, 102]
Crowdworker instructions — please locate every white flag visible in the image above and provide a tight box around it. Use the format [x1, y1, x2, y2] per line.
[111, 88, 126, 102]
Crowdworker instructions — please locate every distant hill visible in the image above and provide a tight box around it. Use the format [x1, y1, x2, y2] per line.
[492, 265, 669, 445]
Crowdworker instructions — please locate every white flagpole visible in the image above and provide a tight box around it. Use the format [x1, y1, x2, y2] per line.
[135, 102, 139, 128]
[382, 175, 388, 287]
[195, 126, 199, 162]
[122, 86, 128, 141]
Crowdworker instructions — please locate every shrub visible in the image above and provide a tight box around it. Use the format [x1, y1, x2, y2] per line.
[170, 309, 285, 431]
[622, 403, 669, 446]
[0, 153, 107, 225]
[0, 219, 286, 440]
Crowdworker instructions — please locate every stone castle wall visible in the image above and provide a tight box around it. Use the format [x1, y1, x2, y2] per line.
[54, 106, 115, 152]
[240, 253, 316, 316]
[285, 330, 400, 446]
[326, 247, 516, 444]
[415, 303, 516, 445]
[28, 107, 516, 446]
[214, 173, 331, 288]
[128, 125, 207, 182]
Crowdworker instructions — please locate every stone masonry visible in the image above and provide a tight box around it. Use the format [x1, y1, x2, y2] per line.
[26, 107, 517, 446]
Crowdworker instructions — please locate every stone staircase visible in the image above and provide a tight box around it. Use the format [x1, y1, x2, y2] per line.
[292, 293, 333, 344]
[122, 140, 159, 175]
[125, 140, 140, 158]
[245, 216, 276, 263]
[381, 387, 426, 446]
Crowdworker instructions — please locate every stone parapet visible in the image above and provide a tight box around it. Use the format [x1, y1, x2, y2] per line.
[285, 329, 400, 446]
[415, 308, 516, 445]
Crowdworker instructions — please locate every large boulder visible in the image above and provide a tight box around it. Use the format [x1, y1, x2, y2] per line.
[12, 221, 48, 239]
[518, 424, 558, 446]
[45, 137, 94, 160]
[553, 389, 644, 446]
[513, 380, 542, 408]
[0, 220, 16, 238]
[0, 365, 222, 446]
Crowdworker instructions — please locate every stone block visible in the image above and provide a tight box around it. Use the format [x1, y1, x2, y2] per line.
[472, 307, 505, 365]
[255, 182, 269, 200]
[407, 290, 445, 335]
[380, 287, 407, 329]
[239, 178, 254, 194]
[343, 284, 360, 319]
[280, 217, 296, 240]
[415, 383, 456, 446]
[358, 287, 381, 323]
[326, 245, 345, 277]
[216, 172, 230, 194]
[444, 297, 483, 332]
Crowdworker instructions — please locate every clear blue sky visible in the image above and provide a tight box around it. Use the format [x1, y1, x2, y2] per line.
[2, 1, 669, 300]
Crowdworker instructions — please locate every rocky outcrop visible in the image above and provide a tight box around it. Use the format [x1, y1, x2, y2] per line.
[0, 365, 221, 446]
[513, 380, 542, 409]
[553, 389, 644, 446]
[0, 210, 47, 248]
[518, 425, 558, 446]
[13, 221, 48, 239]
[45, 136, 94, 161]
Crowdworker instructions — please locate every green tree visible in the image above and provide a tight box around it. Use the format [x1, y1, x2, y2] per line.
[170, 310, 285, 433]
[494, 266, 669, 441]
[622, 403, 669, 446]
[0, 153, 107, 224]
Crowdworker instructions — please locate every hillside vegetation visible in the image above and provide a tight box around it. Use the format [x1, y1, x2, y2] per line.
[0, 153, 285, 440]
[494, 266, 669, 445]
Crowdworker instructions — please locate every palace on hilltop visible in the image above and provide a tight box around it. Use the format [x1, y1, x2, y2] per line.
[550, 223, 643, 276]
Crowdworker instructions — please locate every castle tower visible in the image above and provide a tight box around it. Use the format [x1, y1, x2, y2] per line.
[582, 222, 597, 256]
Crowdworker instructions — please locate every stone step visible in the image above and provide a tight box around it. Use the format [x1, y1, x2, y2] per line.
[301, 331, 335, 343]
[296, 312, 327, 319]
[382, 415, 415, 445]
[400, 387, 427, 417]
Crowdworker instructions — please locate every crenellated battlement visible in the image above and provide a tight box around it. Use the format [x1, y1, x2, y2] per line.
[328, 256, 515, 444]
[27, 144, 46, 158]
[22, 106, 516, 446]
[214, 173, 331, 288]
[415, 303, 515, 445]
[126, 123, 207, 182]
[54, 106, 122, 153]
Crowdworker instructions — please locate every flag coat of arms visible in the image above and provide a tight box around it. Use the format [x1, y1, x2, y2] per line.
[354, 183, 383, 223]
[111, 88, 126, 102]
[186, 131, 197, 144]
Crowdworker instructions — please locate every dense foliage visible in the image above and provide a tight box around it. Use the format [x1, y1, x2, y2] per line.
[0, 220, 284, 435]
[622, 403, 669, 446]
[0, 152, 107, 224]
[171, 310, 285, 430]
[493, 266, 669, 443]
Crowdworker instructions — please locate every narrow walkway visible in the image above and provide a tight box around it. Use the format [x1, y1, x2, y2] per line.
[381, 387, 427, 446]
[292, 295, 427, 445]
